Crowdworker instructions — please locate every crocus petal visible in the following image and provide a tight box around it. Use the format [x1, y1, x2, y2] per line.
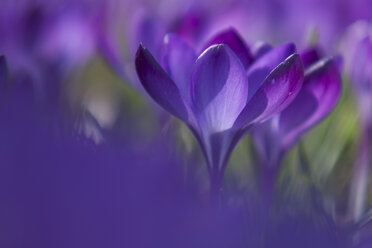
[161, 34, 197, 103]
[333, 55, 344, 74]
[135, 44, 190, 122]
[300, 46, 324, 69]
[191, 44, 248, 133]
[247, 43, 297, 100]
[352, 37, 372, 125]
[350, 36, 372, 92]
[173, 8, 207, 45]
[253, 41, 273, 59]
[202, 28, 253, 69]
[130, 13, 166, 60]
[279, 57, 342, 149]
[234, 54, 304, 129]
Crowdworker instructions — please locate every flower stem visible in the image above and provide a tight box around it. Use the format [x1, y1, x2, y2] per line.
[261, 163, 278, 209]
[209, 168, 223, 204]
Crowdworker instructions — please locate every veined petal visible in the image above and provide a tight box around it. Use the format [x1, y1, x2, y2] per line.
[203, 28, 253, 69]
[191, 44, 248, 133]
[135, 44, 190, 122]
[279, 57, 342, 149]
[161, 34, 197, 103]
[247, 43, 296, 100]
[234, 54, 304, 129]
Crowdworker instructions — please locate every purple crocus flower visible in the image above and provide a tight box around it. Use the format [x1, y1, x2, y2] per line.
[252, 47, 342, 201]
[135, 28, 304, 198]
[342, 21, 372, 128]
[341, 21, 372, 222]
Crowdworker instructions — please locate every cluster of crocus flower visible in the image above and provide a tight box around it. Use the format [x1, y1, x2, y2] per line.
[4, 0, 372, 247]
[0, 54, 344, 248]
[3, 47, 342, 248]
[135, 28, 342, 201]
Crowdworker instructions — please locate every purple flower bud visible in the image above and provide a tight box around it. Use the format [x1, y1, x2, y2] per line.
[252, 49, 342, 201]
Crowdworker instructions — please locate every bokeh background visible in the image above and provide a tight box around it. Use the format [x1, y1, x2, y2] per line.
[0, 0, 372, 247]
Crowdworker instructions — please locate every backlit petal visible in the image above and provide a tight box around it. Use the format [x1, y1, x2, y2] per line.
[203, 28, 253, 69]
[161, 34, 197, 103]
[247, 43, 296, 100]
[279, 57, 342, 149]
[191, 44, 248, 133]
[235, 54, 304, 129]
[135, 44, 190, 122]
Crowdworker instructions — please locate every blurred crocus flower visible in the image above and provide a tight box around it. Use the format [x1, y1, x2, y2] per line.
[135, 28, 304, 198]
[110, 6, 208, 89]
[341, 21, 372, 222]
[342, 21, 372, 127]
[0, 0, 116, 105]
[0, 1, 96, 70]
[38, 10, 96, 71]
[110, 1, 262, 88]
[252, 47, 342, 200]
